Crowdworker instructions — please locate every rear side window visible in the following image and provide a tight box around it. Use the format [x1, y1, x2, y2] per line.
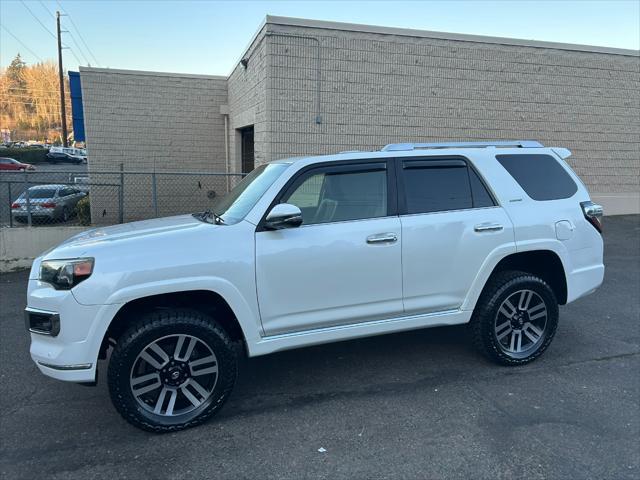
[401, 159, 495, 214]
[496, 154, 577, 201]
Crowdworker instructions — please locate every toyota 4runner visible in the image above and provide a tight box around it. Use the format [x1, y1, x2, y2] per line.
[25, 140, 604, 432]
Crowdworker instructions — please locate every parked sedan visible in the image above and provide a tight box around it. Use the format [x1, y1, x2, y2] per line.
[11, 185, 87, 223]
[0, 157, 36, 171]
[46, 147, 86, 164]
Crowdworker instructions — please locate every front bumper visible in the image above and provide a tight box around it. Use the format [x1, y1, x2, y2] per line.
[27, 279, 122, 383]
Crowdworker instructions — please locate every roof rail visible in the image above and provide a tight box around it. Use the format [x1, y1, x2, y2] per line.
[380, 140, 544, 152]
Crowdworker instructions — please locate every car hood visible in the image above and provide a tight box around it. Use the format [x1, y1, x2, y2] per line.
[58, 214, 208, 249]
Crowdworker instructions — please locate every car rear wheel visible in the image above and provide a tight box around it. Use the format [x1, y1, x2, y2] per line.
[61, 207, 70, 222]
[107, 309, 238, 432]
[470, 270, 559, 365]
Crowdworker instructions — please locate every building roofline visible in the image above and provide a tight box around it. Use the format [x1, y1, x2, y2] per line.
[78, 66, 227, 80]
[265, 15, 640, 57]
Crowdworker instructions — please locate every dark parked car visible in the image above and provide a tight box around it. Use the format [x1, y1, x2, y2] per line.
[0, 157, 36, 171]
[46, 147, 86, 164]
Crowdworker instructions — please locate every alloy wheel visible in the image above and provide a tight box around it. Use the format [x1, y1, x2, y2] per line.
[494, 289, 548, 357]
[130, 334, 219, 417]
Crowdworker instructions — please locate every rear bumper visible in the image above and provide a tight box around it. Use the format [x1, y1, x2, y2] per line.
[567, 263, 605, 304]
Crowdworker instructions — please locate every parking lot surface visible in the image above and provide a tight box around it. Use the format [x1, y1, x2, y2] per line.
[1, 215, 638, 479]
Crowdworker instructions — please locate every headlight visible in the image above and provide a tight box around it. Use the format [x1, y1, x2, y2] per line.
[40, 258, 94, 290]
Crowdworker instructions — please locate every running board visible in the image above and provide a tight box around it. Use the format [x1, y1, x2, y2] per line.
[248, 309, 471, 357]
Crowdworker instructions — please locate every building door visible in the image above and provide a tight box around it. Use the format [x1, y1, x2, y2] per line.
[240, 126, 254, 173]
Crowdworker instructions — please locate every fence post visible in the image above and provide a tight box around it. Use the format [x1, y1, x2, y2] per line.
[119, 163, 124, 224]
[24, 170, 32, 227]
[152, 171, 158, 218]
[7, 182, 13, 228]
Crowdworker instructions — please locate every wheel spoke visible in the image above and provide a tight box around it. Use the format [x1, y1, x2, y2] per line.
[527, 302, 545, 315]
[496, 321, 512, 341]
[180, 379, 208, 408]
[518, 290, 533, 311]
[175, 336, 197, 362]
[499, 299, 517, 319]
[189, 355, 218, 376]
[131, 372, 161, 396]
[140, 343, 170, 369]
[529, 309, 547, 321]
[523, 324, 541, 343]
[153, 387, 178, 415]
[527, 323, 544, 337]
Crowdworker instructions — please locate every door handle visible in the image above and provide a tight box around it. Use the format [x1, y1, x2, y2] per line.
[474, 223, 503, 233]
[366, 233, 398, 244]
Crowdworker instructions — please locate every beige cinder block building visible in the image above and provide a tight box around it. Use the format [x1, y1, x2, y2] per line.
[80, 16, 640, 220]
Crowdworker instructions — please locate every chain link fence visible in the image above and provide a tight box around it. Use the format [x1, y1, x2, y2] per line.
[0, 168, 244, 228]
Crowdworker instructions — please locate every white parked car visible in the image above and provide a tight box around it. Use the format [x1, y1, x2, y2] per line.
[26, 140, 604, 432]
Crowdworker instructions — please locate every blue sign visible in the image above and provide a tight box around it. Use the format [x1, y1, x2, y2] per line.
[68, 71, 85, 142]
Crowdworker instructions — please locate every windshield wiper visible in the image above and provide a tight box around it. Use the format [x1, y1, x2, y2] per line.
[193, 210, 225, 225]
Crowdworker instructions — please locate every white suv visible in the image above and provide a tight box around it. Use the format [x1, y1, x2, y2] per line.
[25, 140, 604, 432]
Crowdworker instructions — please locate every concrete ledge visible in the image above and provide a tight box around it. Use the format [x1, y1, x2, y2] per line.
[0, 226, 91, 272]
[592, 193, 640, 216]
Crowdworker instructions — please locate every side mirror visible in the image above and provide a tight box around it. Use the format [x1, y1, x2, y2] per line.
[264, 203, 303, 230]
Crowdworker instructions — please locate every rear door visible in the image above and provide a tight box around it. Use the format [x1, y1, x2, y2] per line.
[255, 160, 403, 335]
[398, 156, 515, 315]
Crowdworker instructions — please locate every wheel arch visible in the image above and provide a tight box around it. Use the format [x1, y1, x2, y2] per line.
[99, 287, 259, 360]
[476, 250, 568, 307]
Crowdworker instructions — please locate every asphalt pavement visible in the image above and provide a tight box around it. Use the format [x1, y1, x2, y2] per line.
[0, 215, 638, 479]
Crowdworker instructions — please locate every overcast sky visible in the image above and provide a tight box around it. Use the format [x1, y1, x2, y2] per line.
[1, 0, 639, 75]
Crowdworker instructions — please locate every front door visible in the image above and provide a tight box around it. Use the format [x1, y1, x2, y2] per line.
[255, 161, 403, 336]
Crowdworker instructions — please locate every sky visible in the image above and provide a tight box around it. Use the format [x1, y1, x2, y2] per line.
[1, 0, 639, 75]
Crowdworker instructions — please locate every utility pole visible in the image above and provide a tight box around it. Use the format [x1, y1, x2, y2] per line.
[56, 11, 68, 147]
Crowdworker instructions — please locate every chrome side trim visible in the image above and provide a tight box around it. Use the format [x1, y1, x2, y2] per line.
[261, 308, 461, 341]
[37, 361, 93, 371]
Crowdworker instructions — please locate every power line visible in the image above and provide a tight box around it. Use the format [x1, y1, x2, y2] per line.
[65, 45, 84, 66]
[0, 25, 44, 62]
[20, 0, 57, 40]
[38, 0, 56, 19]
[56, 0, 100, 66]
[64, 30, 91, 65]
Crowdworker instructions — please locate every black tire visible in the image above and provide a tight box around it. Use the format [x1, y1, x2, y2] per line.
[470, 270, 559, 366]
[107, 309, 238, 432]
[61, 207, 70, 222]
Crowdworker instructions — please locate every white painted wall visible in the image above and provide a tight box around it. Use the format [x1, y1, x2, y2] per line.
[0, 227, 91, 272]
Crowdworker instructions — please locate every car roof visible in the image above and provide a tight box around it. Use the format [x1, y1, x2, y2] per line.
[269, 145, 558, 166]
[28, 184, 66, 190]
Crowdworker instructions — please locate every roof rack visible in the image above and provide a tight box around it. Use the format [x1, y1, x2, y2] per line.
[380, 140, 544, 152]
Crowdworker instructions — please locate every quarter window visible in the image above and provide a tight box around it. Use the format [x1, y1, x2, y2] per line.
[496, 154, 577, 201]
[283, 167, 388, 225]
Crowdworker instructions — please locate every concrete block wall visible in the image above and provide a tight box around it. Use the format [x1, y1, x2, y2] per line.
[80, 67, 229, 222]
[262, 19, 640, 209]
[227, 26, 269, 170]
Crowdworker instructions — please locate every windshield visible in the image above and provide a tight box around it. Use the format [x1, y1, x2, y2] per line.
[209, 163, 289, 224]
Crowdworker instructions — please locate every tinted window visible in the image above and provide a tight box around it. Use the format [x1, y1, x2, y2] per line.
[469, 168, 495, 208]
[402, 161, 472, 214]
[496, 154, 577, 201]
[284, 168, 387, 225]
[60, 188, 74, 196]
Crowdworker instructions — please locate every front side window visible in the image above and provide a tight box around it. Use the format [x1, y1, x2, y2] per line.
[284, 167, 388, 225]
[401, 159, 495, 214]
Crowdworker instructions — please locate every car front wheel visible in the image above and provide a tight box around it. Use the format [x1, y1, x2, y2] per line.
[107, 309, 238, 432]
[470, 271, 559, 365]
